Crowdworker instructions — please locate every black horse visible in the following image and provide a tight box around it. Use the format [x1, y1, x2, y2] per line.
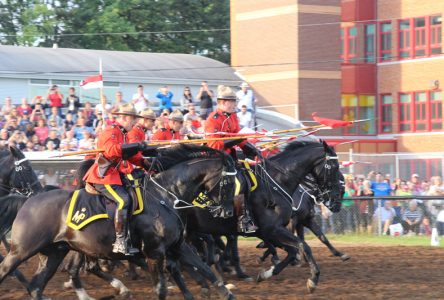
[181, 140, 343, 293]
[0, 145, 237, 300]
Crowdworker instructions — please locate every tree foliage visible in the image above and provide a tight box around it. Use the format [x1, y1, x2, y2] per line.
[0, 0, 230, 63]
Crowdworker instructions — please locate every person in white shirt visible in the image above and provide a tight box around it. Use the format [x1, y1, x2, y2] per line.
[237, 105, 253, 129]
[132, 84, 149, 112]
[236, 82, 256, 112]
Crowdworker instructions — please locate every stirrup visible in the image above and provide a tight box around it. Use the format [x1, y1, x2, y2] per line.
[112, 237, 127, 254]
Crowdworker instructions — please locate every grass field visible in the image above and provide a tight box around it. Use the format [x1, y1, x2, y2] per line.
[239, 234, 443, 247]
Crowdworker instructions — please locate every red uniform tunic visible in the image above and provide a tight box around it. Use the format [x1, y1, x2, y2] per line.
[205, 109, 246, 151]
[151, 128, 181, 141]
[84, 123, 143, 185]
[128, 124, 147, 143]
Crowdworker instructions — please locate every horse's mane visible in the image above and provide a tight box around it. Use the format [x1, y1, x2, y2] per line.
[270, 139, 324, 161]
[0, 149, 10, 159]
[155, 144, 226, 170]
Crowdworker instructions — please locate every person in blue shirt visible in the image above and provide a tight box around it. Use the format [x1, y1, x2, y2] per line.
[371, 172, 392, 209]
[156, 86, 174, 113]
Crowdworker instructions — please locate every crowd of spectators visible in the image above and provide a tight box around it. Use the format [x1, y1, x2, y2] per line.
[0, 82, 257, 153]
[318, 171, 444, 237]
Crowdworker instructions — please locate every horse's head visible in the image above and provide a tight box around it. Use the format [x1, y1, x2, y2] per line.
[1, 145, 43, 196]
[308, 140, 343, 209]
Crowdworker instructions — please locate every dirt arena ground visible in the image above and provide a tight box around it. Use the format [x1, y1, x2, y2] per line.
[0, 240, 443, 300]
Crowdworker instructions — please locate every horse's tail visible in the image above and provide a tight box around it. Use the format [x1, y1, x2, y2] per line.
[0, 194, 28, 238]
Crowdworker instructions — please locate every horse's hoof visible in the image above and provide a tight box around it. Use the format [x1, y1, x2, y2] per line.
[63, 280, 73, 289]
[225, 283, 236, 290]
[119, 291, 133, 299]
[200, 287, 210, 299]
[242, 277, 253, 282]
[256, 270, 265, 283]
[306, 279, 316, 294]
[340, 254, 351, 261]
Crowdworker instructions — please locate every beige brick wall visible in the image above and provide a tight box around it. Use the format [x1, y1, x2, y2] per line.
[378, 0, 444, 20]
[397, 134, 444, 152]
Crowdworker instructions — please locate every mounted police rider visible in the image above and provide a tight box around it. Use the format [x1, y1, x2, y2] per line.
[84, 103, 150, 254]
[205, 85, 261, 233]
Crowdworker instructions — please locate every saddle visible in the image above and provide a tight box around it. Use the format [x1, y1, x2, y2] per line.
[66, 174, 144, 230]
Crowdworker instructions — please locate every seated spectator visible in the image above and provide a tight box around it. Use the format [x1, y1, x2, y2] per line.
[42, 167, 59, 186]
[95, 95, 112, 119]
[72, 117, 94, 141]
[0, 129, 8, 149]
[34, 119, 49, 145]
[373, 201, 396, 235]
[156, 86, 174, 113]
[65, 87, 81, 116]
[92, 111, 105, 129]
[78, 130, 94, 150]
[63, 113, 75, 132]
[16, 98, 33, 118]
[5, 116, 19, 135]
[23, 123, 35, 139]
[46, 141, 56, 151]
[8, 130, 27, 150]
[82, 102, 95, 127]
[47, 107, 63, 127]
[60, 130, 78, 151]
[30, 102, 46, 124]
[19, 113, 32, 131]
[184, 104, 199, 122]
[401, 200, 423, 235]
[31, 95, 48, 110]
[44, 129, 61, 150]
[24, 141, 38, 152]
[237, 105, 253, 129]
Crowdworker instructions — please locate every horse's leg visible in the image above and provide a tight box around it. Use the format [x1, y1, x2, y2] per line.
[166, 258, 194, 300]
[1, 236, 10, 252]
[294, 223, 306, 265]
[63, 252, 96, 300]
[0, 251, 30, 287]
[257, 227, 320, 294]
[182, 264, 211, 299]
[306, 218, 350, 261]
[177, 242, 235, 300]
[28, 246, 69, 300]
[146, 256, 167, 300]
[226, 235, 251, 281]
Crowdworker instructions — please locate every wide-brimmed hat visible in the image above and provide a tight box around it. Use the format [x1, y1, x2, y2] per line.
[217, 85, 236, 101]
[169, 109, 184, 122]
[139, 108, 156, 120]
[240, 82, 249, 88]
[112, 103, 139, 117]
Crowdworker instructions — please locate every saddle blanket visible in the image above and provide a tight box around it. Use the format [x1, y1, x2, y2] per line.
[66, 187, 144, 230]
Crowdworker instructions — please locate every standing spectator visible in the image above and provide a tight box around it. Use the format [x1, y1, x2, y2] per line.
[46, 85, 64, 116]
[342, 174, 357, 232]
[47, 107, 63, 127]
[30, 103, 46, 124]
[357, 178, 374, 234]
[409, 173, 424, 195]
[65, 87, 81, 116]
[112, 91, 126, 111]
[401, 200, 423, 235]
[196, 81, 214, 118]
[132, 85, 149, 112]
[371, 172, 392, 207]
[34, 119, 49, 145]
[63, 113, 75, 132]
[436, 205, 444, 236]
[373, 201, 396, 235]
[236, 82, 257, 113]
[180, 87, 194, 114]
[428, 176, 444, 217]
[82, 102, 95, 127]
[16, 98, 33, 118]
[156, 86, 174, 113]
[44, 130, 61, 150]
[95, 95, 112, 119]
[237, 105, 253, 129]
[1, 97, 15, 115]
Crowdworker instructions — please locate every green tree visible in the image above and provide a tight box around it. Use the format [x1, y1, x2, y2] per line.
[0, 0, 230, 63]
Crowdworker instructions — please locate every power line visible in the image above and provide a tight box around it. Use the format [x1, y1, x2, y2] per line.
[0, 28, 230, 38]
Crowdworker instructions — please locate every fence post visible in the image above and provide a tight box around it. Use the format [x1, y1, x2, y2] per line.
[349, 148, 354, 175]
[377, 200, 382, 236]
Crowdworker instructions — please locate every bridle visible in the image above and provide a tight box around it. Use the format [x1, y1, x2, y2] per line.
[309, 154, 340, 206]
[9, 157, 41, 197]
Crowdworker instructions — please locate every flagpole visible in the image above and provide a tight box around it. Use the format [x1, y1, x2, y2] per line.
[99, 58, 103, 104]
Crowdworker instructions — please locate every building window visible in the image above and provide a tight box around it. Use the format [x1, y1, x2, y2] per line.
[341, 26, 358, 63]
[399, 19, 411, 59]
[380, 22, 392, 61]
[399, 93, 412, 132]
[342, 94, 376, 135]
[414, 18, 426, 57]
[380, 94, 393, 133]
[430, 16, 442, 55]
[414, 91, 427, 130]
[365, 24, 376, 63]
[431, 91, 443, 130]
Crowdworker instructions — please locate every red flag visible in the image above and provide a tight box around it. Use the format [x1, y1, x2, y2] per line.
[312, 112, 353, 128]
[80, 74, 103, 89]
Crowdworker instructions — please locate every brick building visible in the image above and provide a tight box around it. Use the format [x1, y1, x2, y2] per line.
[231, 0, 444, 155]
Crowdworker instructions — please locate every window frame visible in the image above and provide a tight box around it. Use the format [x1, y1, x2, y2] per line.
[379, 94, 393, 134]
[364, 23, 376, 63]
[341, 26, 358, 63]
[398, 18, 412, 59]
[379, 22, 392, 62]
[398, 92, 413, 132]
[430, 15, 442, 56]
[413, 90, 428, 132]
